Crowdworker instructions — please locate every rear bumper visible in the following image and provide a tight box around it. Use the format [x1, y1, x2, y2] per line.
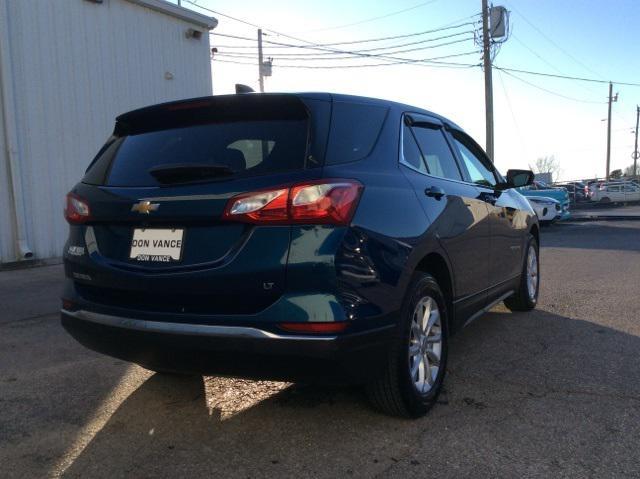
[61, 309, 394, 382]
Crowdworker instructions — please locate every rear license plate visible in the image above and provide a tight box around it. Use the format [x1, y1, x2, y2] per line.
[129, 228, 184, 263]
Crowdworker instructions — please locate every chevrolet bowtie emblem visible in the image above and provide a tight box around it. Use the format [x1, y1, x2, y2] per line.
[131, 201, 159, 214]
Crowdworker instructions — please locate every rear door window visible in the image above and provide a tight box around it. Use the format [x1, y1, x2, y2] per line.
[409, 124, 462, 181]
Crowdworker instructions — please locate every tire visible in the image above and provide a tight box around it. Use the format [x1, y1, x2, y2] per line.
[504, 234, 539, 312]
[600, 197, 611, 204]
[366, 273, 448, 418]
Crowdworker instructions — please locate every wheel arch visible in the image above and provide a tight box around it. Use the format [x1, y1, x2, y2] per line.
[414, 252, 454, 329]
[530, 223, 540, 246]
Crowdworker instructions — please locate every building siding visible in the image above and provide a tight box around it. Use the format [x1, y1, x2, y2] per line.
[0, 95, 13, 262]
[0, 0, 213, 262]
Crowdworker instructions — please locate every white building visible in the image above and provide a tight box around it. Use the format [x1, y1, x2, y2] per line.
[0, 0, 217, 264]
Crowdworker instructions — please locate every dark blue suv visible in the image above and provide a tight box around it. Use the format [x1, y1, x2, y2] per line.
[61, 93, 539, 417]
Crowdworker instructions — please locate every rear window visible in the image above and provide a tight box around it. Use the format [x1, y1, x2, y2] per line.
[84, 119, 309, 187]
[325, 102, 388, 165]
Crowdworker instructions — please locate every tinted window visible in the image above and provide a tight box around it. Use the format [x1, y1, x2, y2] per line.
[451, 135, 497, 187]
[410, 125, 462, 180]
[84, 120, 308, 187]
[325, 102, 388, 164]
[401, 124, 427, 173]
[227, 139, 275, 168]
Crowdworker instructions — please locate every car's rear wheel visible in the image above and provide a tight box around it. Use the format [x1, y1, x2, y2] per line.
[366, 273, 448, 418]
[504, 234, 539, 311]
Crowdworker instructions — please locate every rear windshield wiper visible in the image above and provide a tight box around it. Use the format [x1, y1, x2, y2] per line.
[148, 163, 235, 184]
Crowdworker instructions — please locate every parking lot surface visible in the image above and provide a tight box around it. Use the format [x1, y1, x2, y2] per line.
[570, 203, 640, 219]
[1, 221, 639, 478]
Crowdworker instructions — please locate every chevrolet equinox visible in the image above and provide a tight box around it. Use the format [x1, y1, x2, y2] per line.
[61, 93, 539, 417]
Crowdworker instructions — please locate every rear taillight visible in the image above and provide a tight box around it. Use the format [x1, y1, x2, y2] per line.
[223, 179, 363, 225]
[64, 192, 91, 224]
[225, 188, 289, 223]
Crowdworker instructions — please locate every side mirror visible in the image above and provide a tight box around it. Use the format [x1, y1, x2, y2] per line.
[496, 169, 535, 190]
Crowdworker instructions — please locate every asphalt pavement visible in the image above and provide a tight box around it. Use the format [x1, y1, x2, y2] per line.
[1, 221, 639, 478]
[569, 203, 640, 220]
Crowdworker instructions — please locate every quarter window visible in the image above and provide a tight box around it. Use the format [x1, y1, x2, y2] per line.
[451, 134, 497, 187]
[402, 124, 427, 173]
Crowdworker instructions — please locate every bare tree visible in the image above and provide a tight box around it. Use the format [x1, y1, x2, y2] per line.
[624, 164, 639, 177]
[529, 156, 562, 181]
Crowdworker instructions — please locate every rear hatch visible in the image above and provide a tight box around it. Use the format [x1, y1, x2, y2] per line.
[70, 94, 331, 315]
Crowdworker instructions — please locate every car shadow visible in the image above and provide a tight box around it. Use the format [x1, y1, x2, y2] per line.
[58, 308, 640, 478]
[541, 222, 640, 252]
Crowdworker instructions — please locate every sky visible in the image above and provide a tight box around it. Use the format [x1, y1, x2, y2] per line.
[182, 0, 640, 181]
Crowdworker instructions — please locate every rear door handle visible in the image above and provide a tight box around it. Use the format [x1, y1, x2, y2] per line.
[425, 186, 446, 200]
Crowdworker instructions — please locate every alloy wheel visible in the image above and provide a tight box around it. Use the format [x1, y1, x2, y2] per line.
[408, 296, 442, 394]
[526, 245, 538, 301]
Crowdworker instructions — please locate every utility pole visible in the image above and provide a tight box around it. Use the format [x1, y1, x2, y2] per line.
[257, 28, 265, 93]
[634, 105, 639, 178]
[481, 0, 494, 160]
[605, 82, 618, 180]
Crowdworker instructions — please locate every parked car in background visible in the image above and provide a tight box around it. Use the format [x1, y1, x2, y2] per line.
[60, 93, 540, 418]
[555, 181, 588, 202]
[526, 196, 561, 223]
[589, 179, 640, 198]
[590, 182, 640, 203]
[518, 181, 570, 220]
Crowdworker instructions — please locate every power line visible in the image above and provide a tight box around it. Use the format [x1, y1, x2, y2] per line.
[306, 0, 442, 32]
[215, 30, 474, 55]
[510, 34, 567, 77]
[509, 33, 603, 98]
[212, 58, 478, 69]
[210, 22, 477, 49]
[505, 4, 605, 80]
[496, 69, 529, 158]
[217, 37, 475, 60]
[494, 66, 640, 88]
[213, 29, 480, 65]
[190, 0, 478, 67]
[497, 68, 605, 104]
[212, 52, 481, 69]
[185, 0, 358, 48]
[183, 0, 263, 31]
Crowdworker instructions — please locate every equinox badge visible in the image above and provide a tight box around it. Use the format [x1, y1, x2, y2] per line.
[131, 201, 159, 214]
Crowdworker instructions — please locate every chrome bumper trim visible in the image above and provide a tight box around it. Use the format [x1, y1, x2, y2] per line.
[62, 309, 338, 341]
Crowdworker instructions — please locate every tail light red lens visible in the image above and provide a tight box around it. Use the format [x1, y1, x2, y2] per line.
[278, 322, 349, 334]
[223, 179, 363, 225]
[61, 298, 78, 311]
[64, 193, 91, 224]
